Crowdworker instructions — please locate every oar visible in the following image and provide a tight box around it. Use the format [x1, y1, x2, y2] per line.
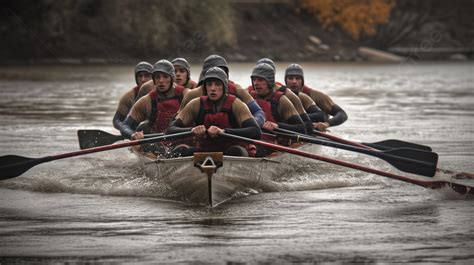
[272, 128, 438, 177]
[221, 133, 473, 195]
[77, 129, 163, 149]
[0, 131, 193, 180]
[307, 130, 470, 179]
[312, 130, 432, 152]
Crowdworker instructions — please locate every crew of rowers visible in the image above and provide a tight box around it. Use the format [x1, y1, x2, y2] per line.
[113, 55, 347, 157]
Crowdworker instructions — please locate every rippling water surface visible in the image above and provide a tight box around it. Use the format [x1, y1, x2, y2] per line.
[0, 62, 473, 263]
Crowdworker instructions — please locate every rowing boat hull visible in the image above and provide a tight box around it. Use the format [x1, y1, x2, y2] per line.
[132, 144, 319, 207]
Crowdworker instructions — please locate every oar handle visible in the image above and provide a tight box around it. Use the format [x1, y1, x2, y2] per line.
[144, 133, 164, 138]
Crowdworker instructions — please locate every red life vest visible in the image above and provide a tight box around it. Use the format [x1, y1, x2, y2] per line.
[195, 95, 256, 156]
[248, 88, 284, 123]
[149, 85, 185, 133]
[248, 88, 285, 143]
[228, 80, 237, 95]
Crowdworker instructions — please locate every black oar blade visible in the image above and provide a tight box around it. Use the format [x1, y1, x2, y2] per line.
[365, 139, 432, 152]
[0, 155, 49, 180]
[382, 148, 438, 177]
[77, 130, 124, 149]
[276, 130, 438, 177]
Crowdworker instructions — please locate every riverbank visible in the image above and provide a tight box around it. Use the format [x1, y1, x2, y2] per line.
[1, 1, 472, 64]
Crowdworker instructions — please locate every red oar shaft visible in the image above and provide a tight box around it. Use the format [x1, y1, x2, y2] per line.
[55, 132, 190, 160]
[222, 133, 473, 194]
[0, 131, 193, 180]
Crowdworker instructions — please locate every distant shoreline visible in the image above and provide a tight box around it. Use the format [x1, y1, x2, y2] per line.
[2, 2, 472, 65]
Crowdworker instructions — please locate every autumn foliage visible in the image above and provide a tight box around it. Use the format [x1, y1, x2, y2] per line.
[302, 0, 396, 40]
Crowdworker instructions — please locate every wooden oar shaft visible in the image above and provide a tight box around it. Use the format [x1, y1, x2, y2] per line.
[222, 133, 472, 194]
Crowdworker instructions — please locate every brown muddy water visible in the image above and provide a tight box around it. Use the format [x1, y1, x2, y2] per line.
[0, 62, 473, 264]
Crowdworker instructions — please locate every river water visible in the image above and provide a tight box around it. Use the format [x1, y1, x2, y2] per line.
[0, 62, 473, 264]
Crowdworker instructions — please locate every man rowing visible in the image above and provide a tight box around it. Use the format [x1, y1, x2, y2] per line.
[178, 54, 266, 127]
[135, 57, 196, 99]
[285, 63, 348, 131]
[249, 63, 307, 135]
[248, 58, 314, 133]
[172, 57, 197, 89]
[112, 62, 152, 129]
[256, 58, 279, 84]
[167, 67, 261, 157]
[118, 59, 189, 141]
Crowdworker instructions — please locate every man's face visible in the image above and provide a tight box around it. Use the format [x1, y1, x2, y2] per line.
[205, 79, 224, 101]
[153, 73, 172, 93]
[136, 72, 152, 87]
[252, 77, 269, 96]
[174, 66, 188, 86]
[286, 75, 303, 92]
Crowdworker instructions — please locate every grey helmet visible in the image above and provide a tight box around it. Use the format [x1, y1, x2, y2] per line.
[198, 55, 229, 86]
[134, 61, 153, 85]
[152, 60, 175, 91]
[203, 67, 228, 96]
[256, 58, 276, 71]
[284, 63, 304, 86]
[251, 63, 275, 89]
[172, 57, 191, 83]
[152, 59, 175, 79]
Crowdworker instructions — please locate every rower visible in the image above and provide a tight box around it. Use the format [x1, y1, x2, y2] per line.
[167, 67, 261, 157]
[248, 63, 307, 135]
[285, 63, 348, 131]
[246, 58, 283, 90]
[259, 59, 326, 127]
[136, 57, 197, 99]
[112, 61, 152, 130]
[178, 54, 266, 127]
[256, 58, 282, 86]
[118, 59, 190, 142]
[247, 58, 314, 133]
[172, 57, 197, 89]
